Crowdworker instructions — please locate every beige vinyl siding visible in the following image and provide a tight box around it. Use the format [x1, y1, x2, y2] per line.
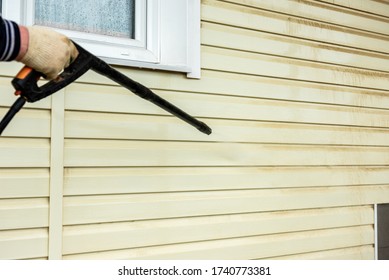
[1, 0, 389, 259]
[64, 226, 375, 260]
[62, 206, 373, 255]
[267, 245, 375, 260]
[0, 80, 51, 259]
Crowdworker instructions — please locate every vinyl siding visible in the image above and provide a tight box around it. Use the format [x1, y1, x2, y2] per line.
[1, 0, 389, 260]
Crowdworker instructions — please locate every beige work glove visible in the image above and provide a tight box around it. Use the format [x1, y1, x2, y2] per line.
[19, 26, 79, 80]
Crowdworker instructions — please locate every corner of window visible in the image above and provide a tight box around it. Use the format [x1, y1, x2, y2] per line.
[2, 0, 201, 79]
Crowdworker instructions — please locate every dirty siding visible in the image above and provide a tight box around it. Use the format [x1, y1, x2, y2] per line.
[1, 0, 389, 259]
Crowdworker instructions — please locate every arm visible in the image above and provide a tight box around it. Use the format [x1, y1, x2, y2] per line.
[0, 16, 25, 61]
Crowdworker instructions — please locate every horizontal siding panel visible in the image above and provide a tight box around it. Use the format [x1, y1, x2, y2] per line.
[202, 46, 389, 91]
[0, 198, 49, 230]
[267, 245, 374, 260]
[64, 166, 389, 195]
[224, 0, 389, 36]
[63, 206, 373, 255]
[0, 229, 48, 260]
[65, 71, 389, 110]
[64, 140, 389, 167]
[63, 185, 389, 225]
[64, 84, 389, 129]
[63, 225, 373, 260]
[202, 22, 389, 73]
[0, 169, 49, 198]
[0, 138, 50, 168]
[202, 0, 389, 54]
[316, 0, 389, 18]
[64, 84, 177, 116]
[65, 111, 208, 141]
[0, 108, 51, 138]
[65, 111, 389, 146]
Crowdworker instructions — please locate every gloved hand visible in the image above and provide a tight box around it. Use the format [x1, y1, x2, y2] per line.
[17, 26, 79, 80]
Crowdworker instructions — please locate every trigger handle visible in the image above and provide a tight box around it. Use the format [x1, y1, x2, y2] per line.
[10, 42, 94, 103]
[13, 66, 42, 96]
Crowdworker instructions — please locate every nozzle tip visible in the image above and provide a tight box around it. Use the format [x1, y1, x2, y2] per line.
[198, 124, 212, 135]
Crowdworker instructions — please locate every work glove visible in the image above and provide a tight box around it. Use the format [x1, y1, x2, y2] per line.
[17, 26, 79, 80]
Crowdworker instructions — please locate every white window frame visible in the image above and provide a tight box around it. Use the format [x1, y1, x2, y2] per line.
[2, 0, 201, 78]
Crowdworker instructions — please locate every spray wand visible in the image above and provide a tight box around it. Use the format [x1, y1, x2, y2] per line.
[0, 42, 212, 136]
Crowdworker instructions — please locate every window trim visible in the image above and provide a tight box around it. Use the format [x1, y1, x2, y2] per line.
[2, 0, 201, 78]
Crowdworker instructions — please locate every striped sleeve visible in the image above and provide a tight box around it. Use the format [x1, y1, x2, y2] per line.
[0, 16, 21, 61]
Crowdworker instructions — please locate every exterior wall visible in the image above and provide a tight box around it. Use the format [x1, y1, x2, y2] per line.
[1, 0, 389, 259]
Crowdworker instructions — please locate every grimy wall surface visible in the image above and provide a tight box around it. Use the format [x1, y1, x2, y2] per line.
[1, 0, 389, 259]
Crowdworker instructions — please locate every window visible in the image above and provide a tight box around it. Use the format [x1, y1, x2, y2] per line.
[2, 0, 201, 78]
[34, 1, 136, 39]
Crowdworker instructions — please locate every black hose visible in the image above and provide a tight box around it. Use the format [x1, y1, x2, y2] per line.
[0, 97, 26, 135]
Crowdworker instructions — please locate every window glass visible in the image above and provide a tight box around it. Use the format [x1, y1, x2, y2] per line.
[34, 0, 135, 39]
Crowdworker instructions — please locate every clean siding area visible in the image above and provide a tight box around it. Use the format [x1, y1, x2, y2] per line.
[1, 0, 389, 259]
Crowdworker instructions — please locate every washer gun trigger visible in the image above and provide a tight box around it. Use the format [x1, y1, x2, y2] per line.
[0, 45, 92, 135]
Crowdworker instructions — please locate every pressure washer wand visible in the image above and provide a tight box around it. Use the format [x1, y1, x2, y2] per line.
[91, 59, 212, 135]
[0, 42, 212, 136]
